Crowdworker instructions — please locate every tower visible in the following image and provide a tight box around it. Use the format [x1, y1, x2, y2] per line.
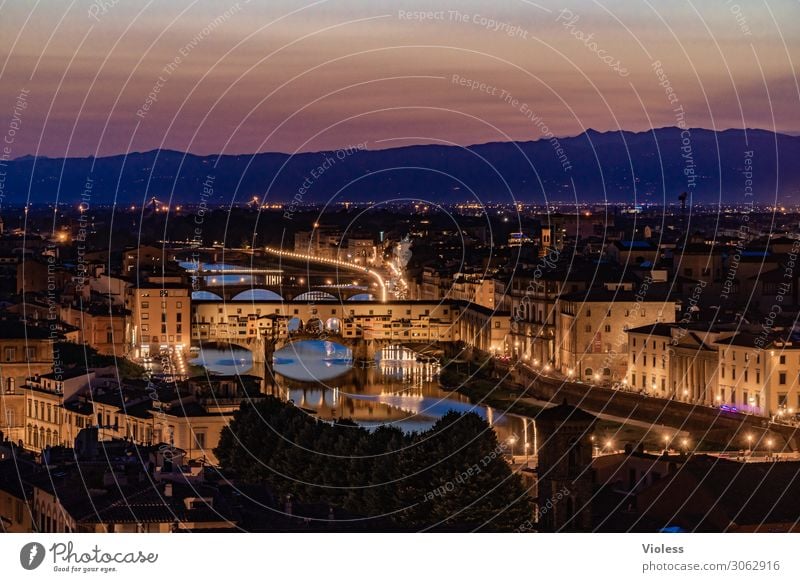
[539, 226, 552, 257]
[535, 400, 596, 531]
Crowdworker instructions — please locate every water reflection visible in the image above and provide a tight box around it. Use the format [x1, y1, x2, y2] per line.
[179, 261, 258, 286]
[193, 341, 534, 446]
[273, 340, 353, 382]
[190, 345, 254, 376]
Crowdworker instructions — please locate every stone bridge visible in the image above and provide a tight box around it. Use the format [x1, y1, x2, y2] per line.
[192, 284, 375, 302]
[191, 298, 512, 369]
[199, 333, 448, 367]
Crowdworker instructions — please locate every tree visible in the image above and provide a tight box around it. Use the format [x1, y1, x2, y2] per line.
[395, 411, 534, 531]
[215, 398, 534, 531]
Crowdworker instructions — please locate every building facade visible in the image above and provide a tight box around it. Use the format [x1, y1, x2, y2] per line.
[126, 280, 191, 358]
[557, 285, 678, 382]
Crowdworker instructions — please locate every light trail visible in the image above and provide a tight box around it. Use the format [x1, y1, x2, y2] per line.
[261, 246, 387, 302]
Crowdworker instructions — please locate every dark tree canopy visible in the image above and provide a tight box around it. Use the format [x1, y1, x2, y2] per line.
[215, 397, 533, 531]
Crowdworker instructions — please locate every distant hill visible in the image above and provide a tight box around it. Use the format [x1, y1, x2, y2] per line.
[3, 127, 798, 206]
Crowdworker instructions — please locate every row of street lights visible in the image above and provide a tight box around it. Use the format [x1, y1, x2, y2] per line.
[263, 246, 387, 301]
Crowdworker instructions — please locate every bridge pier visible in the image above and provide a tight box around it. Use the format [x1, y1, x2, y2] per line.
[352, 339, 370, 364]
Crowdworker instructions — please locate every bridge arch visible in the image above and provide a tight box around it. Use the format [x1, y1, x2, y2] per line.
[287, 317, 303, 332]
[325, 317, 342, 333]
[192, 290, 223, 300]
[294, 290, 337, 301]
[347, 293, 374, 301]
[232, 288, 284, 301]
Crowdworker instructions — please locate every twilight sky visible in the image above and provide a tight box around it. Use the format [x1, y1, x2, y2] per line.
[1, 0, 798, 158]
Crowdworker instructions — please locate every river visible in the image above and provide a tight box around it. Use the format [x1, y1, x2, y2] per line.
[191, 340, 538, 453]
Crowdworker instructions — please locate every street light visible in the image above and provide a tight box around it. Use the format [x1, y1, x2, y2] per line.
[507, 436, 517, 463]
[746, 434, 753, 455]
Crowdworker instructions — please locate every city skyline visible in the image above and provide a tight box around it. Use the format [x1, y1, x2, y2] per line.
[4, 0, 800, 559]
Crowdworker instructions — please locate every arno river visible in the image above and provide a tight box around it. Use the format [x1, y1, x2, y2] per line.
[192, 340, 538, 453]
[191, 339, 658, 454]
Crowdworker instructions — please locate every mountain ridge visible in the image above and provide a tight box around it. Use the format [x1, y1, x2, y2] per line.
[3, 127, 798, 206]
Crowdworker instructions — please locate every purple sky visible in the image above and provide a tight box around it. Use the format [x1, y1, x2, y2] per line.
[1, 0, 798, 158]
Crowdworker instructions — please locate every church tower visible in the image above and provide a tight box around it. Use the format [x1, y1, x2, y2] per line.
[535, 400, 596, 531]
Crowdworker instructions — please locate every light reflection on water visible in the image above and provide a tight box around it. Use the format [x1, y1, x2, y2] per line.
[190, 346, 254, 376]
[192, 340, 531, 443]
[273, 340, 353, 383]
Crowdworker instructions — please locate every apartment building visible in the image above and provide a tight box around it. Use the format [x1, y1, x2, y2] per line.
[450, 277, 496, 310]
[60, 302, 128, 356]
[0, 321, 55, 444]
[90, 375, 263, 465]
[345, 235, 376, 264]
[557, 284, 679, 382]
[21, 369, 95, 451]
[122, 244, 164, 276]
[625, 324, 800, 418]
[507, 267, 593, 366]
[127, 280, 191, 358]
[626, 323, 674, 395]
[716, 333, 800, 417]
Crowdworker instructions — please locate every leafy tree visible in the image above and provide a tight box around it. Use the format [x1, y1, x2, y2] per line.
[54, 342, 145, 379]
[395, 411, 533, 531]
[215, 398, 533, 531]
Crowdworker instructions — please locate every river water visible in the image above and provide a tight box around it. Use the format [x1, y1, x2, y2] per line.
[192, 340, 537, 452]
